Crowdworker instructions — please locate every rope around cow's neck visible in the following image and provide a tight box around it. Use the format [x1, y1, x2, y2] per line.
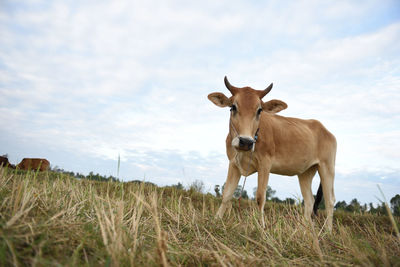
[229, 118, 258, 217]
[238, 150, 253, 192]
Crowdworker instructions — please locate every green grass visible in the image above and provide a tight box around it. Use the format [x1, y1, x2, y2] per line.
[0, 167, 399, 266]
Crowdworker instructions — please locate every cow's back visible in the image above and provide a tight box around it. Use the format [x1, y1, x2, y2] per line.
[18, 158, 50, 171]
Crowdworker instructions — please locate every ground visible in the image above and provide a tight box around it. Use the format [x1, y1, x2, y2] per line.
[0, 167, 399, 266]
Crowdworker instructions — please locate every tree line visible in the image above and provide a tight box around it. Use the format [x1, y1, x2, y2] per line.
[213, 182, 400, 216]
[53, 167, 120, 182]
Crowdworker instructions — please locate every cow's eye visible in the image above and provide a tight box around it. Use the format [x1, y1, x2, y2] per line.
[257, 108, 263, 116]
[230, 105, 237, 113]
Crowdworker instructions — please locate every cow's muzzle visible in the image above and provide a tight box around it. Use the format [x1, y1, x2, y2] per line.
[234, 136, 255, 151]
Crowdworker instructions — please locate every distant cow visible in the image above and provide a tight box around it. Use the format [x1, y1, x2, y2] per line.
[208, 77, 336, 231]
[17, 158, 50, 171]
[0, 156, 15, 169]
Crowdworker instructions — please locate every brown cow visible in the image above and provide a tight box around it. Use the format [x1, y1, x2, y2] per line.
[0, 156, 15, 169]
[17, 158, 50, 171]
[208, 77, 336, 230]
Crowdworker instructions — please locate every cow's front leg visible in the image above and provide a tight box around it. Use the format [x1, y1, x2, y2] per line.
[215, 162, 241, 219]
[256, 168, 270, 228]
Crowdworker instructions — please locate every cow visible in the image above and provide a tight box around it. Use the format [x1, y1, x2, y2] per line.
[208, 77, 337, 230]
[0, 156, 15, 169]
[17, 158, 50, 171]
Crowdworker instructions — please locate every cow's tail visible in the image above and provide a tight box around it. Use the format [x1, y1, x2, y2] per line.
[313, 183, 323, 215]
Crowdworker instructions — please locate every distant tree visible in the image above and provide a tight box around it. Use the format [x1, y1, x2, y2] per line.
[214, 185, 221, 197]
[51, 165, 62, 172]
[368, 203, 377, 214]
[253, 186, 276, 201]
[127, 180, 157, 187]
[85, 171, 119, 182]
[76, 172, 85, 179]
[271, 197, 283, 203]
[346, 198, 361, 213]
[376, 202, 388, 215]
[334, 200, 347, 210]
[266, 186, 276, 200]
[390, 194, 400, 216]
[221, 183, 248, 199]
[233, 185, 249, 199]
[190, 180, 204, 193]
[284, 198, 296, 205]
[172, 182, 184, 190]
[361, 203, 368, 213]
[234, 185, 241, 198]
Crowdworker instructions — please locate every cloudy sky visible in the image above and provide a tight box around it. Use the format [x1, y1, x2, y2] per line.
[1, 0, 399, 205]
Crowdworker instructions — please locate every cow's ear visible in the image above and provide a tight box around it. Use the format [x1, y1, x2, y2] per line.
[208, 92, 232, 107]
[262, 99, 287, 113]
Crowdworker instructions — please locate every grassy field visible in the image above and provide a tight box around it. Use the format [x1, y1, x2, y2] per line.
[0, 167, 399, 266]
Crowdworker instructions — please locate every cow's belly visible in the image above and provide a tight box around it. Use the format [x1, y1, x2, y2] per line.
[270, 157, 318, 176]
[232, 152, 318, 177]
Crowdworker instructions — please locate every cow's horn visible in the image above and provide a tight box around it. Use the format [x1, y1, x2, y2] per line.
[258, 83, 273, 99]
[224, 76, 238, 95]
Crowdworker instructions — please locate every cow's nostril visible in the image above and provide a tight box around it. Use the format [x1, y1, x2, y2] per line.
[239, 137, 254, 148]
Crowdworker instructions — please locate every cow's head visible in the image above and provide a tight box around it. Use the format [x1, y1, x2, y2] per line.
[208, 76, 287, 151]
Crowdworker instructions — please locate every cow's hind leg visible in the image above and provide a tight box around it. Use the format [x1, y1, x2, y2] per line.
[317, 162, 335, 231]
[298, 165, 318, 222]
[216, 162, 241, 219]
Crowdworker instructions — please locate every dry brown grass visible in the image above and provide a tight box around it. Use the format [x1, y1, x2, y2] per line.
[0, 167, 399, 266]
